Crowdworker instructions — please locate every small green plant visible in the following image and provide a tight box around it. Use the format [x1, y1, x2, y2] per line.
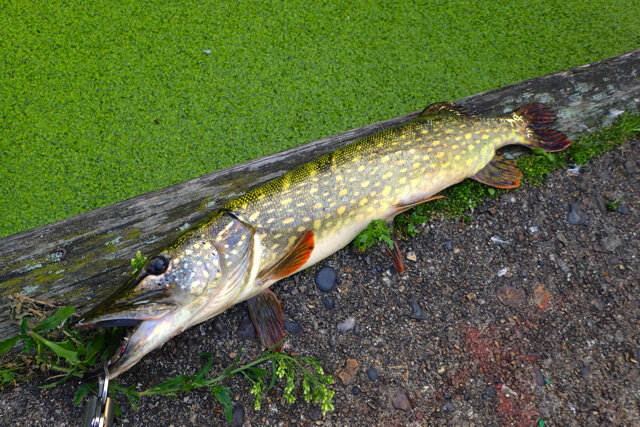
[73, 342, 334, 423]
[0, 306, 123, 388]
[1, 306, 334, 423]
[353, 219, 394, 251]
[606, 199, 624, 211]
[130, 250, 148, 274]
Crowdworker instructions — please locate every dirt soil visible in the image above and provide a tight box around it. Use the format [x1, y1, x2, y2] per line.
[1, 141, 639, 426]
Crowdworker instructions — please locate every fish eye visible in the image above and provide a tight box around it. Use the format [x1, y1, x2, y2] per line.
[146, 256, 169, 276]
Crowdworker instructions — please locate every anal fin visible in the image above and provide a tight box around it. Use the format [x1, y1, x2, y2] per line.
[247, 289, 285, 350]
[471, 155, 522, 189]
[258, 230, 314, 283]
[393, 195, 444, 215]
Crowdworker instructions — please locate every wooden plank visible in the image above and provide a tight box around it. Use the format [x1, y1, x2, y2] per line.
[1, 49, 639, 340]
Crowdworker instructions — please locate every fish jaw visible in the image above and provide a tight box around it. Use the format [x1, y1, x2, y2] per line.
[107, 306, 196, 379]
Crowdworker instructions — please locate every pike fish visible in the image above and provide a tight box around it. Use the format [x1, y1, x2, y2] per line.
[76, 102, 570, 379]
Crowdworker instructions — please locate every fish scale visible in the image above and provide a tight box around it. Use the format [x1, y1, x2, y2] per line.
[77, 102, 571, 379]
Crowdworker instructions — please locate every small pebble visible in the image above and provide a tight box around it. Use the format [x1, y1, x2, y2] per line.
[351, 386, 360, 396]
[408, 300, 427, 320]
[309, 409, 322, 421]
[367, 367, 379, 382]
[533, 367, 545, 387]
[321, 297, 335, 310]
[617, 203, 630, 215]
[237, 315, 256, 339]
[284, 320, 302, 335]
[406, 251, 417, 262]
[315, 266, 337, 292]
[442, 402, 456, 412]
[231, 404, 245, 427]
[213, 319, 225, 334]
[568, 203, 587, 225]
[444, 240, 453, 251]
[392, 390, 411, 411]
[483, 386, 496, 399]
[580, 367, 590, 378]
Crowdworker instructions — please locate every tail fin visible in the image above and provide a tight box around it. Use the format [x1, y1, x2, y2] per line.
[516, 104, 571, 152]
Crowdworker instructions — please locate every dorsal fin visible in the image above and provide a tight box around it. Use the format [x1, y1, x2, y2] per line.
[258, 230, 315, 283]
[471, 155, 522, 189]
[419, 102, 471, 118]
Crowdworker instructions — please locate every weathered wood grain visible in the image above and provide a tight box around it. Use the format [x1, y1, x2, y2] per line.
[1, 49, 639, 340]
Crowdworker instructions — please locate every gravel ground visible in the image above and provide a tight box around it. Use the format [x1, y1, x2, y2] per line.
[1, 141, 639, 426]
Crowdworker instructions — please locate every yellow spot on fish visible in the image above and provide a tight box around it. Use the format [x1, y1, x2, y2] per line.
[451, 144, 458, 150]
[427, 147, 433, 152]
[297, 226, 306, 232]
[309, 187, 318, 194]
[409, 148, 416, 154]
[382, 155, 390, 162]
[336, 175, 343, 181]
[383, 171, 393, 179]
[203, 270, 209, 279]
[455, 136, 462, 141]
[313, 219, 321, 229]
[382, 186, 391, 196]
[412, 162, 420, 169]
[357, 165, 365, 172]
[466, 158, 473, 165]
[302, 216, 310, 222]
[398, 177, 407, 185]
[267, 218, 275, 224]
[468, 144, 475, 151]
[359, 198, 369, 206]
[296, 202, 306, 207]
[349, 177, 357, 182]
[437, 152, 445, 158]
[482, 134, 489, 140]
[283, 218, 294, 225]
[454, 155, 461, 161]
[441, 162, 450, 167]
[356, 213, 364, 221]
[465, 133, 472, 140]
[361, 180, 370, 188]
[339, 189, 348, 196]
[185, 249, 193, 255]
[313, 202, 323, 210]
[433, 140, 440, 146]
[273, 233, 282, 239]
[249, 212, 259, 221]
[400, 167, 407, 173]
[367, 206, 375, 213]
[370, 191, 377, 197]
[493, 137, 501, 144]
[337, 206, 346, 215]
[272, 243, 280, 250]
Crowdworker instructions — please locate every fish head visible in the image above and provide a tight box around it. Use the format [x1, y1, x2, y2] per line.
[76, 237, 227, 378]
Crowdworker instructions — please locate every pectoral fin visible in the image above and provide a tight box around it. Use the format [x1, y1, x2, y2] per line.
[258, 230, 314, 283]
[247, 289, 285, 350]
[471, 155, 522, 189]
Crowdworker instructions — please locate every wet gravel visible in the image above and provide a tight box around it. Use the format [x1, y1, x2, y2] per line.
[1, 141, 639, 426]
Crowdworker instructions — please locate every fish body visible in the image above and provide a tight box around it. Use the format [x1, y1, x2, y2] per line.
[77, 103, 570, 378]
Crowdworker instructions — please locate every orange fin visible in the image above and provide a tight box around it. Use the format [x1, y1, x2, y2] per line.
[247, 289, 285, 350]
[471, 155, 522, 189]
[385, 233, 405, 273]
[394, 195, 444, 215]
[420, 102, 471, 118]
[258, 230, 314, 282]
